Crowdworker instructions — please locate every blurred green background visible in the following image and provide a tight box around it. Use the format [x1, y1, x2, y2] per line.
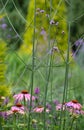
[0, 0, 84, 103]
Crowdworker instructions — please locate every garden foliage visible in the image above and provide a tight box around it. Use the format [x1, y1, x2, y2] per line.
[0, 39, 10, 97]
[19, 0, 68, 56]
[68, 0, 84, 43]
[0, 0, 28, 49]
[0, 0, 84, 130]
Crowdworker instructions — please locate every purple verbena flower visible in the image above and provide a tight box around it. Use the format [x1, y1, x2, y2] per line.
[46, 120, 51, 126]
[36, 8, 40, 12]
[40, 10, 45, 13]
[0, 112, 8, 119]
[34, 87, 40, 94]
[1, 23, 7, 29]
[3, 97, 9, 105]
[35, 96, 39, 102]
[7, 34, 11, 39]
[53, 100, 59, 105]
[56, 22, 59, 26]
[40, 28, 46, 35]
[75, 39, 84, 47]
[56, 103, 65, 111]
[46, 103, 52, 110]
[50, 19, 55, 25]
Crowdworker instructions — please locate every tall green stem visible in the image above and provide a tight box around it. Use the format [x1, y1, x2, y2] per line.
[69, 118, 75, 130]
[28, 0, 36, 129]
[43, 0, 52, 129]
[59, 23, 71, 130]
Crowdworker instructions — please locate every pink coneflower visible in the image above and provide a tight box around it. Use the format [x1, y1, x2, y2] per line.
[33, 106, 49, 113]
[11, 104, 25, 114]
[65, 100, 82, 110]
[67, 109, 84, 117]
[80, 110, 84, 115]
[56, 103, 65, 111]
[13, 90, 35, 102]
[7, 104, 25, 115]
[33, 106, 44, 113]
[69, 109, 81, 115]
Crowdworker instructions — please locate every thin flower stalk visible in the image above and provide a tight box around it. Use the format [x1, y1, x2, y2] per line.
[43, 0, 53, 129]
[59, 23, 71, 130]
[28, 0, 36, 129]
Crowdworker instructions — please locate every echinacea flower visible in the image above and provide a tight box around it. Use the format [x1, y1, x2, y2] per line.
[7, 104, 25, 115]
[13, 90, 35, 102]
[80, 110, 84, 115]
[69, 109, 81, 115]
[56, 103, 65, 111]
[67, 109, 84, 118]
[65, 100, 82, 110]
[33, 106, 44, 113]
[33, 106, 49, 113]
[11, 106, 24, 114]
